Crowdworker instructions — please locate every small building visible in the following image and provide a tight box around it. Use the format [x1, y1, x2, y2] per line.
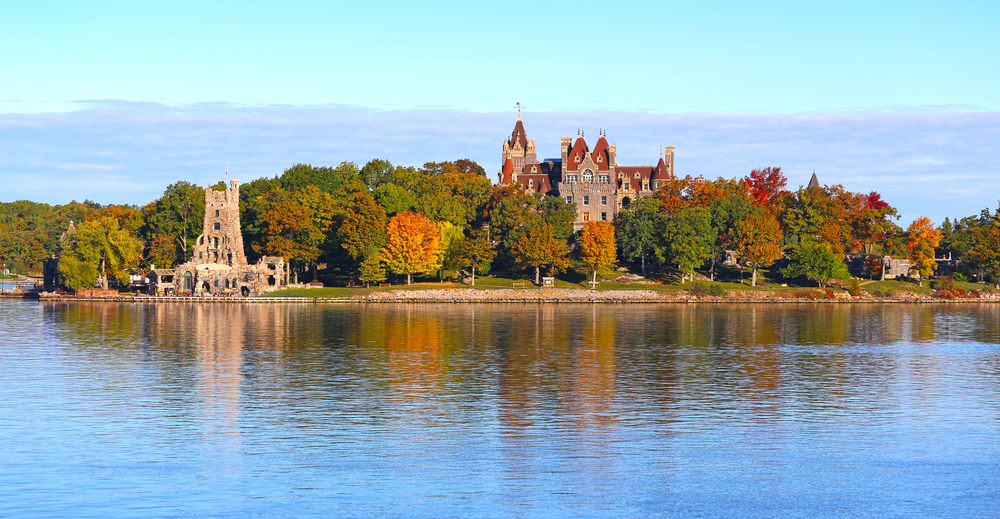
[147, 269, 176, 296]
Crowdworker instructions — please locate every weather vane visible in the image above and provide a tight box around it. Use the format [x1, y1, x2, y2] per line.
[515, 102, 523, 114]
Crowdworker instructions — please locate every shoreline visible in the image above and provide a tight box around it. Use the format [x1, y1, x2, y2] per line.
[4, 288, 998, 304]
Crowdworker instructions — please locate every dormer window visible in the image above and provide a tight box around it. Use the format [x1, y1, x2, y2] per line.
[575, 155, 581, 162]
[531, 166, 537, 173]
[597, 155, 603, 163]
[583, 169, 594, 183]
[634, 172, 640, 178]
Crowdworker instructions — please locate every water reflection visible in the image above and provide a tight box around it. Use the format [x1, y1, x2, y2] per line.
[1, 300, 998, 517]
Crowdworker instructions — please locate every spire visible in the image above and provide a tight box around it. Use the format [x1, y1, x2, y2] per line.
[808, 170, 820, 189]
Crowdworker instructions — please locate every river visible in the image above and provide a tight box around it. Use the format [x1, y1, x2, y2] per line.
[1, 300, 998, 518]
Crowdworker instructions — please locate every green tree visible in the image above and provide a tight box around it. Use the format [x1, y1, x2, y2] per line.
[142, 182, 205, 264]
[781, 239, 849, 288]
[663, 206, 714, 283]
[614, 198, 663, 276]
[451, 227, 496, 286]
[357, 250, 387, 287]
[339, 191, 388, 260]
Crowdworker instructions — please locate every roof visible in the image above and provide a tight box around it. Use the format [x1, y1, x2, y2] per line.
[616, 166, 656, 192]
[652, 157, 672, 180]
[591, 136, 611, 171]
[500, 158, 514, 184]
[807, 172, 820, 189]
[149, 269, 175, 275]
[510, 118, 528, 149]
[565, 136, 590, 172]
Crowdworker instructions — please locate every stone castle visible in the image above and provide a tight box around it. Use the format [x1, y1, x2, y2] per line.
[498, 113, 675, 229]
[147, 179, 286, 296]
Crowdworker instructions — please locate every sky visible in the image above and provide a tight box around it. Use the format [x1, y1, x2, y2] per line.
[1, 0, 998, 224]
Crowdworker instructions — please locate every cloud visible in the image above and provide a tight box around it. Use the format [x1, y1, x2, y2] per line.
[0, 102, 998, 225]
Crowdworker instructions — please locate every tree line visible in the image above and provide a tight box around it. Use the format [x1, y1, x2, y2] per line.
[3, 159, 999, 289]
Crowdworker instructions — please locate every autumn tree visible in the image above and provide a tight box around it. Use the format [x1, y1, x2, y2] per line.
[254, 186, 336, 284]
[511, 222, 569, 285]
[971, 221, 1000, 288]
[906, 216, 942, 285]
[579, 221, 617, 286]
[733, 210, 783, 287]
[381, 211, 442, 285]
[744, 167, 788, 207]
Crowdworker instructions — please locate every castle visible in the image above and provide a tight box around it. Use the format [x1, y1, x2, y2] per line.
[147, 179, 287, 296]
[498, 113, 675, 229]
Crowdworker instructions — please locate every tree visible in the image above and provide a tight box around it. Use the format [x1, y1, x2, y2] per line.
[146, 234, 178, 269]
[614, 198, 663, 276]
[381, 211, 442, 285]
[339, 191, 388, 260]
[906, 216, 942, 285]
[733, 210, 783, 287]
[254, 186, 336, 284]
[781, 240, 849, 288]
[451, 227, 496, 286]
[663, 206, 714, 283]
[142, 182, 205, 264]
[968, 219, 1000, 287]
[511, 222, 569, 284]
[59, 216, 143, 291]
[706, 195, 752, 281]
[579, 221, 617, 286]
[357, 250, 386, 287]
[744, 167, 788, 207]
[436, 221, 465, 281]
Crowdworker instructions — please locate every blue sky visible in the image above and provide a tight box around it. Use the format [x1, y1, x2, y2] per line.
[1, 1, 998, 224]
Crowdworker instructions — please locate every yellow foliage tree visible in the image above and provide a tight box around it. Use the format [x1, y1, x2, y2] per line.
[579, 221, 617, 286]
[381, 211, 442, 285]
[906, 216, 942, 286]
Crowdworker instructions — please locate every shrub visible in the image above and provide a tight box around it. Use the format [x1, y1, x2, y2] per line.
[870, 287, 897, 298]
[708, 284, 726, 297]
[824, 289, 836, 299]
[952, 271, 967, 282]
[848, 278, 862, 297]
[687, 282, 710, 297]
[793, 289, 822, 299]
[931, 276, 955, 291]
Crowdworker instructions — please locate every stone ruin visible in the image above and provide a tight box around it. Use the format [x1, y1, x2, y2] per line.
[149, 179, 287, 296]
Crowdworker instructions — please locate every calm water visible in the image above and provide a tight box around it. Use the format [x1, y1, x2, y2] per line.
[1, 301, 999, 518]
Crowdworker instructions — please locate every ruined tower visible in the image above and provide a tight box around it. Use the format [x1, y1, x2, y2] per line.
[191, 179, 247, 267]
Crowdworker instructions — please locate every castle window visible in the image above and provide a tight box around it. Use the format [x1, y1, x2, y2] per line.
[566, 196, 573, 204]
[583, 212, 590, 222]
[634, 172, 640, 178]
[597, 155, 603, 162]
[575, 155, 581, 162]
[214, 222, 221, 230]
[583, 169, 594, 183]
[531, 166, 537, 173]
[601, 212, 607, 221]
[599, 175, 610, 184]
[584, 196, 589, 205]
[567, 175, 578, 183]
[199, 252, 203, 259]
[213, 237, 219, 248]
[643, 183, 649, 191]
[601, 196, 607, 205]
[215, 210, 220, 217]
[183, 272, 193, 290]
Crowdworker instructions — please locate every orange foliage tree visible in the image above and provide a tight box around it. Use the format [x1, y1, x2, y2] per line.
[744, 167, 788, 207]
[733, 210, 784, 287]
[579, 221, 617, 286]
[906, 216, 942, 285]
[381, 211, 442, 285]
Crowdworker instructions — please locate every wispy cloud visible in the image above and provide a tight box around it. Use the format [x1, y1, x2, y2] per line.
[1, 102, 997, 225]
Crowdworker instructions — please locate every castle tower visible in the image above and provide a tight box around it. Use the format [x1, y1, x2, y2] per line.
[501, 112, 539, 174]
[192, 179, 247, 267]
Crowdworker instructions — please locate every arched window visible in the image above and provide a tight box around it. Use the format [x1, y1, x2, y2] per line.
[215, 210, 220, 217]
[583, 169, 594, 183]
[183, 271, 193, 291]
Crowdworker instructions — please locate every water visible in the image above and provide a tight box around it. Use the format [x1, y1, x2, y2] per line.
[1, 301, 998, 518]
